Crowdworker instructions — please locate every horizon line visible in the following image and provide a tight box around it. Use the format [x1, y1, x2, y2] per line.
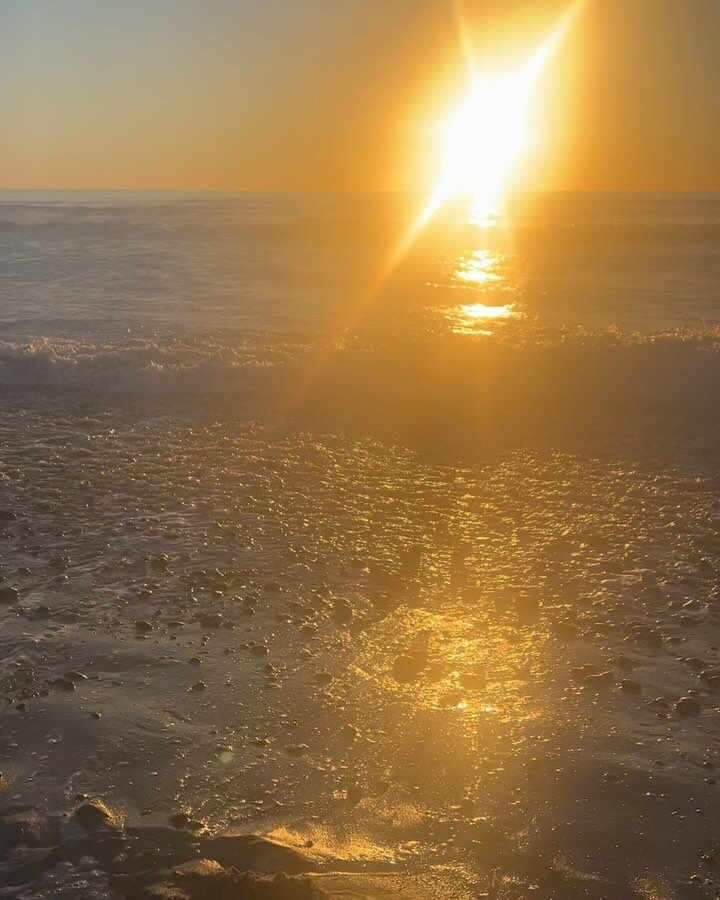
[2, 186, 720, 194]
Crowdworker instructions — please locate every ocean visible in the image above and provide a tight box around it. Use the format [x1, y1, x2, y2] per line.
[1, 191, 720, 898]
[3, 190, 720, 338]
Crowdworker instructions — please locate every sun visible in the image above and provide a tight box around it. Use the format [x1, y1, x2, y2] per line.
[424, 4, 581, 223]
[431, 71, 534, 220]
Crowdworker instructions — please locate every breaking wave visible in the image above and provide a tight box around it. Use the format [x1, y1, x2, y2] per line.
[0, 337, 297, 395]
[2, 329, 720, 451]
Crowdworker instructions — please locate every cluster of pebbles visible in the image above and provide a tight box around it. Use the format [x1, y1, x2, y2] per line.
[0, 798, 322, 899]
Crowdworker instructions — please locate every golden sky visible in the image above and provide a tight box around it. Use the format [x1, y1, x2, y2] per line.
[1, 0, 719, 191]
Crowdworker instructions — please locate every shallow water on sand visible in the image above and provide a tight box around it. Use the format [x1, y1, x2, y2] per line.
[1, 193, 720, 898]
[2, 394, 720, 897]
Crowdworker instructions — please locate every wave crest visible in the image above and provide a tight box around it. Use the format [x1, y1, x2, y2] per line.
[2, 330, 720, 450]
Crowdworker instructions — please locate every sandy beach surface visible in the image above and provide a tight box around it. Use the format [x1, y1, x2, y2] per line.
[1, 382, 719, 899]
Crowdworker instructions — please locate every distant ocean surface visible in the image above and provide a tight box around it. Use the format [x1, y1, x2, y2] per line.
[2, 190, 720, 341]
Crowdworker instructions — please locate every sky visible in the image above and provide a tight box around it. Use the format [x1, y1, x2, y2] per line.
[1, 0, 719, 191]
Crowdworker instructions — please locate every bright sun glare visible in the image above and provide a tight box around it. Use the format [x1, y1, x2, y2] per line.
[432, 72, 534, 219]
[424, 5, 579, 223]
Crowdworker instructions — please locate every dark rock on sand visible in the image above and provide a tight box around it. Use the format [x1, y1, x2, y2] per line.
[515, 593, 540, 619]
[551, 621, 579, 640]
[638, 628, 664, 649]
[285, 744, 309, 757]
[31, 604, 51, 619]
[675, 696, 701, 716]
[169, 812, 206, 831]
[341, 723, 359, 740]
[332, 599, 353, 624]
[571, 664, 598, 680]
[142, 885, 191, 899]
[141, 863, 321, 900]
[620, 679, 642, 694]
[201, 834, 315, 874]
[0, 810, 59, 851]
[459, 671, 487, 690]
[613, 655, 637, 670]
[135, 620, 154, 632]
[583, 671, 614, 690]
[1, 805, 320, 897]
[63, 670, 88, 682]
[72, 799, 118, 831]
[393, 650, 427, 682]
[0, 585, 19, 603]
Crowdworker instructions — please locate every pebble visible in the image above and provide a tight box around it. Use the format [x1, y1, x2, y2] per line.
[72, 800, 115, 831]
[459, 672, 487, 690]
[551, 621, 579, 639]
[613, 655, 637, 670]
[63, 670, 87, 682]
[583, 671, 614, 690]
[169, 811, 205, 831]
[285, 744, 309, 756]
[393, 651, 427, 682]
[675, 696, 701, 716]
[571, 664, 598, 680]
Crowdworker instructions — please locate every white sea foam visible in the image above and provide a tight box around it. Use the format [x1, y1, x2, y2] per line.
[1, 329, 719, 437]
[0, 338, 293, 394]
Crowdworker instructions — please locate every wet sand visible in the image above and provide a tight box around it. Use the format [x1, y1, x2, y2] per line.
[1, 391, 720, 899]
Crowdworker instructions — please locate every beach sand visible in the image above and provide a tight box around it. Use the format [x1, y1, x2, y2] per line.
[1, 383, 719, 899]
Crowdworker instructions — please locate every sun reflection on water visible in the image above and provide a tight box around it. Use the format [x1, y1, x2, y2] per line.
[455, 249, 503, 286]
[461, 302, 515, 321]
[447, 246, 519, 334]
